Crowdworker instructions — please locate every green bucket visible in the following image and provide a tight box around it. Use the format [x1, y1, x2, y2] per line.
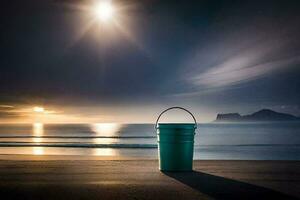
[155, 107, 197, 171]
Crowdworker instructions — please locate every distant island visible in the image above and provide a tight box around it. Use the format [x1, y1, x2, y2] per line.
[215, 109, 300, 122]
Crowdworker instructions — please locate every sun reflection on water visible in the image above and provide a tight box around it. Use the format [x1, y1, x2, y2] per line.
[33, 123, 44, 135]
[91, 123, 121, 136]
[32, 123, 44, 155]
[91, 123, 122, 156]
[91, 123, 122, 144]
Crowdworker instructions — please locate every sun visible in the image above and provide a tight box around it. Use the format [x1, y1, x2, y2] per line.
[94, 1, 115, 22]
[33, 106, 44, 113]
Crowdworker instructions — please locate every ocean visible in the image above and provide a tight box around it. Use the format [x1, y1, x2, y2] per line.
[0, 122, 300, 160]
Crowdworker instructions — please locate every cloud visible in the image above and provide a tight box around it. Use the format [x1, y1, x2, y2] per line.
[0, 105, 23, 119]
[0, 105, 14, 108]
[192, 55, 300, 88]
[184, 21, 300, 91]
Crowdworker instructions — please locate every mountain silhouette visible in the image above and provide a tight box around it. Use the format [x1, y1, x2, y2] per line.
[215, 109, 299, 122]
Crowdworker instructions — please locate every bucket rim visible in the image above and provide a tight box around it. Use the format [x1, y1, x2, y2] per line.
[157, 123, 196, 129]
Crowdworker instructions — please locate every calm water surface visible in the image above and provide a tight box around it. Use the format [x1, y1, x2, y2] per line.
[0, 122, 299, 160]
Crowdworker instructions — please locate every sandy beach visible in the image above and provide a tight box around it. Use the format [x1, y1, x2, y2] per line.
[0, 156, 299, 200]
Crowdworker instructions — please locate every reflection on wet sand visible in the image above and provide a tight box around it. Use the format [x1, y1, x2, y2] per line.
[93, 148, 118, 156]
[33, 147, 44, 155]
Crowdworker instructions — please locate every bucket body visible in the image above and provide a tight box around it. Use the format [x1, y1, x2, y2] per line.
[157, 123, 195, 171]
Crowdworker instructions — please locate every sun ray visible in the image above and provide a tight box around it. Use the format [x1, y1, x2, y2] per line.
[112, 18, 150, 57]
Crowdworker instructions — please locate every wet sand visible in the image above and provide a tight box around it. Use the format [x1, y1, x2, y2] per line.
[0, 156, 299, 199]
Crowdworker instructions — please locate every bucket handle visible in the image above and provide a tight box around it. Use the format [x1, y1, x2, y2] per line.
[155, 107, 197, 130]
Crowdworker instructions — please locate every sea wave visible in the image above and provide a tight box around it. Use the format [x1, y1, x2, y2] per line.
[0, 136, 156, 139]
[0, 143, 157, 148]
[0, 142, 299, 149]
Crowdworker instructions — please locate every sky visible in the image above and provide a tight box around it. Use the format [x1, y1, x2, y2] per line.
[0, 0, 300, 123]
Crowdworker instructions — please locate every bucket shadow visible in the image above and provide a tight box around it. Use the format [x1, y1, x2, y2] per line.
[163, 171, 298, 200]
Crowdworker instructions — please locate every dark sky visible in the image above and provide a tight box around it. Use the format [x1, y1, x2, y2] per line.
[0, 0, 300, 122]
